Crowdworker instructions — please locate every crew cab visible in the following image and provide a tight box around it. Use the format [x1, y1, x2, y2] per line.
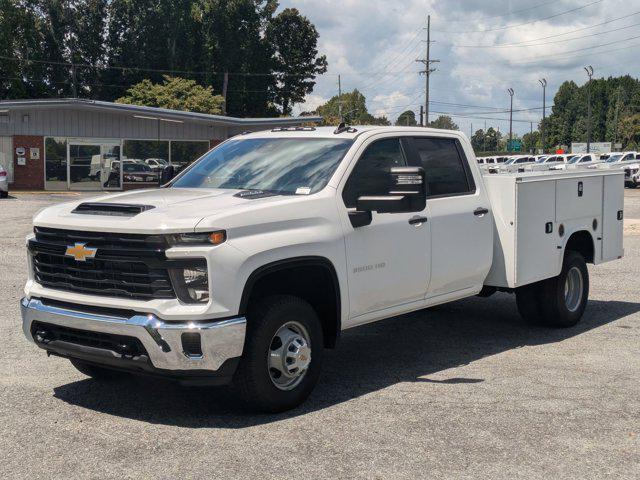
[21, 126, 625, 412]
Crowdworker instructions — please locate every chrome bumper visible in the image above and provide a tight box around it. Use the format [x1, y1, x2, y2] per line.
[21, 297, 246, 372]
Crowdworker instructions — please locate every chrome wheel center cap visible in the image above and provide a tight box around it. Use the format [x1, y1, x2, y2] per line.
[268, 322, 312, 391]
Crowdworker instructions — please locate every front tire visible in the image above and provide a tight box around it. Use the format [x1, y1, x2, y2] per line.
[234, 295, 323, 413]
[0, 190, 8, 198]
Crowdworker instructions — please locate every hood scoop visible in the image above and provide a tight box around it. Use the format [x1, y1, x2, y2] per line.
[71, 202, 155, 217]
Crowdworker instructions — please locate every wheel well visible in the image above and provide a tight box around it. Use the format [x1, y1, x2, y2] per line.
[240, 258, 341, 348]
[566, 230, 594, 263]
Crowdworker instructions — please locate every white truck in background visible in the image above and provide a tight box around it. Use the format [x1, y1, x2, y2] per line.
[21, 126, 625, 412]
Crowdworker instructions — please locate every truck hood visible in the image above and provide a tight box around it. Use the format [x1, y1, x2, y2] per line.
[33, 187, 301, 233]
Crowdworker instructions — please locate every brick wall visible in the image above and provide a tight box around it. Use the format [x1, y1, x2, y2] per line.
[12, 135, 44, 190]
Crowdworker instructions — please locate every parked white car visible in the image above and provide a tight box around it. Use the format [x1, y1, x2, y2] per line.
[0, 164, 8, 198]
[524, 154, 569, 172]
[499, 155, 537, 173]
[566, 153, 602, 169]
[145, 158, 170, 170]
[21, 126, 625, 412]
[598, 151, 638, 169]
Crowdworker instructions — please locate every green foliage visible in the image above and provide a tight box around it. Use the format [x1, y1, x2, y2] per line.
[395, 110, 417, 126]
[522, 130, 540, 153]
[427, 115, 458, 130]
[315, 90, 390, 126]
[266, 8, 327, 115]
[0, 1, 326, 117]
[116, 76, 225, 114]
[545, 75, 640, 149]
[619, 114, 640, 150]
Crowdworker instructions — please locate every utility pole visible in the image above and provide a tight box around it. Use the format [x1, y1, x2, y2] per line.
[507, 88, 514, 152]
[338, 74, 343, 121]
[70, 63, 78, 98]
[584, 65, 594, 153]
[419, 105, 424, 127]
[416, 15, 439, 127]
[221, 72, 229, 115]
[539, 78, 547, 153]
[483, 120, 487, 152]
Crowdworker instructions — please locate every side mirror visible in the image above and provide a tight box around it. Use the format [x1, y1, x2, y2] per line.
[356, 166, 426, 214]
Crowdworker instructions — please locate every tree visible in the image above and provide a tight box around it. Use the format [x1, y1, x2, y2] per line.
[522, 130, 540, 153]
[396, 110, 417, 126]
[619, 114, 640, 149]
[315, 89, 390, 126]
[471, 129, 485, 151]
[116, 76, 225, 114]
[428, 115, 458, 130]
[484, 127, 502, 151]
[266, 8, 327, 115]
[0, 1, 328, 117]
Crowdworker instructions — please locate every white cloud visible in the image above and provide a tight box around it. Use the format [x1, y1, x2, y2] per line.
[279, 0, 637, 135]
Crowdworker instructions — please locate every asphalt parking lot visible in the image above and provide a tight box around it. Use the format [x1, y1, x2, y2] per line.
[1, 191, 638, 479]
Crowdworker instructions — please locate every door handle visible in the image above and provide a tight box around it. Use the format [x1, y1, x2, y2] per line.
[408, 216, 428, 225]
[474, 207, 489, 216]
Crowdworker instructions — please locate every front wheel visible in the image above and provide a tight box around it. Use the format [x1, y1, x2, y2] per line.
[234, 295, 323, 413]
[516, 251, 589, 328]
[0, 190, 8, 198]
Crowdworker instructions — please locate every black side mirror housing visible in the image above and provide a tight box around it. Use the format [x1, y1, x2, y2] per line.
[356, 166, 426, 214]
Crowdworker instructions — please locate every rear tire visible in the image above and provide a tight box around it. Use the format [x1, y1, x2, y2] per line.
[234, 295, 323, 413]
[0, 190, 7, 198]
[516, 251, 589, 328]
[69, 359, 128, 380]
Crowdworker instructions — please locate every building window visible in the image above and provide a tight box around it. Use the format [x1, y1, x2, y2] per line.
[45, 137, 68, 190]
[122, 140, 169, 185]
[170, 141, 210, 172]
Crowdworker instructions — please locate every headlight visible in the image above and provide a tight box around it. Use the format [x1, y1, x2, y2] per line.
[169, 262, 210, 304]
[168, 231, 226, 246]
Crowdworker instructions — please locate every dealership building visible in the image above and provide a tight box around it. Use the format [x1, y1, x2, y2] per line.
[0, 98, 320, 192]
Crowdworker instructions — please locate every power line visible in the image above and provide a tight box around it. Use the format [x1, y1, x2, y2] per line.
[442, 0, 559, 23]
[449, 19, 640, 49]
[513, 35, 640, 65]
[433, 0, 603, 34]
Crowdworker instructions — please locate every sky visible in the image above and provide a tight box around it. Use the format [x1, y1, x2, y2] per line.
[278, 0, 639, 137]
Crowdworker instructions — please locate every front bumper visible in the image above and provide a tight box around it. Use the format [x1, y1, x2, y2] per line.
[21, 297, 246, 382]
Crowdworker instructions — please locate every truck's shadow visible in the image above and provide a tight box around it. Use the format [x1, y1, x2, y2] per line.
[53, 294, 639, 428]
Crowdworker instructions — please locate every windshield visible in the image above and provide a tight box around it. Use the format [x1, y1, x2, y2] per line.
[172, 137, 354, 194]
[535, 156, 548, 163]
[567, 155, 581, 164]
[504, 158, 516, 165]
[607, 154, 624, 163]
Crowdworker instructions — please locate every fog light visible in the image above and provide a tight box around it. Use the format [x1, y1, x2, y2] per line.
[170, 263, 210, 304]
[182, 266, 209, 303]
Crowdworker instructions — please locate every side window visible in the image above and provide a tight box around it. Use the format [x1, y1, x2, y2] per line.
[413, 137, 475, 197]
[342, 138, 407, 208]
[580, 155, 590, 163]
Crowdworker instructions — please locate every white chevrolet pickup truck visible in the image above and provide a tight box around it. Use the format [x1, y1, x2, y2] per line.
[21, 126, 625, 412]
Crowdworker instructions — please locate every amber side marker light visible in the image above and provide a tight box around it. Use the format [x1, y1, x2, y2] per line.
[209, 231, 226, 245]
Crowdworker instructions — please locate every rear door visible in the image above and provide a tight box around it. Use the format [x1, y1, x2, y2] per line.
[408, 136, 493, 299]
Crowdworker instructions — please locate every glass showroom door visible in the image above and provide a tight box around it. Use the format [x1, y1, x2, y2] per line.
[68, 141, 122, 191]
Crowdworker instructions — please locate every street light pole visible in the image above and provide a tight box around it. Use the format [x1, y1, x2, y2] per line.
[584, 66, 594, 153]
[507, 88, 514, 152]
[539, 78, 547, 153]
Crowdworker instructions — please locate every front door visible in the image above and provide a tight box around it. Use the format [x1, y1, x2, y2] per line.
[339, 136, 431, 322]
[68, 142, 121, 191]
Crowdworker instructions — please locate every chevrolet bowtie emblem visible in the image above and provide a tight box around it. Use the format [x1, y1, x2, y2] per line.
[65, 243, 97, 262]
